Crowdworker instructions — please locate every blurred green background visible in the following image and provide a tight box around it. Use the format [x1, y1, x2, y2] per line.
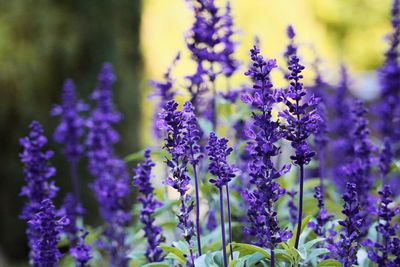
[0, 0, 393, 265]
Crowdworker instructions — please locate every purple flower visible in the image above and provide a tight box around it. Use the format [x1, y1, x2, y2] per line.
[133, 149, 165, 262]
[308, 186, 333, 238]
[335, 183, 362, 267]
[379, 137, 393, 179]
[206, 131, 236, 266]
[220, 1, 240, 77]
[182, 101, 203, 255]
[279, 56, 319, 167]
[343, 100, 376, 236]
[159, 100, 196, 266]
[206, 210, 217, 231]
[206, 132, 235, 188]
[58, 193, 85, 243]
[378, 0, 400, 141]
[85, 63, 131, 267]
[241, 46, 291, 265]
[28, 199, 69, 267]
[51, 79, 87, 164]
[19, 121, 58, 261]
[330, 66, 353, 190]
[363, 185, 400, 266]
[70, 230, 92, 267]
[279, 27, 319, 250]
[150, 53, 180, 138]
[51, 79, 87, 210]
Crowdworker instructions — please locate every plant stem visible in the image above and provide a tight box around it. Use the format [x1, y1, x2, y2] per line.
[219, 187, 228, 267]
[211, 63, 217, 132]
[319, 146, 325, 196]
[70, 161, 80, 203]
[294, 164, 304, 250]
[225, 184, 233, 260]
[193, 164, 202, 255]
[271, 248, 275, 267]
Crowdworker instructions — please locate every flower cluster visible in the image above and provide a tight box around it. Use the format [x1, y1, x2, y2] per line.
[363, 185, 400, 266]
[241, 46, 291, 255]
[28, 199, 69, 267]
[133, 149, 165, 262]
[51, 79, 87, 164]
[335, 183, 363, 267]
[206, 132, 235, 188]
[19, 121, 58, 261]
[308, 186, 333, 237]
[159, 100, 196, 266]
[378, 0, 400, 142]
[343, 100, 376, 235]
[85, 63, 131, 266]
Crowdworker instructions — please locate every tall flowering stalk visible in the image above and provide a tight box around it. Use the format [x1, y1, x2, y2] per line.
[378, 0, 400, 142]
[133, 149, 165, 262]
[186, 0, 238, 129]
[182, 101, 203, 255]
[363, 185, 400, 266]
[343, 100, 376, 236]
[241, 46, 291, 266]
[335, 183, 363, 267]
[310, 63, 330, 194]
[28, 199, 69, 267]
[206, 132, 236, 267]
[279, 26, 320, 249]
[159, 100, 196, 266]
[19, 121, 58, 262]
[331, 66, 353, 191]
[308, 186, 333, 238]
[51, 79, 87, 202]
[85, 63, 131, 267]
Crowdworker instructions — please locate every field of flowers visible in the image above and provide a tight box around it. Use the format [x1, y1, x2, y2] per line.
[18, 0, 400, 267]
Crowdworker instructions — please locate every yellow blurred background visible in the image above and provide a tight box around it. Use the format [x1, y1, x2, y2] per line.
[140, 0, 393, 144]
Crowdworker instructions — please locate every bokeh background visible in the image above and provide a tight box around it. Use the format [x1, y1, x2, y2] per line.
[0, 0, 393, 265]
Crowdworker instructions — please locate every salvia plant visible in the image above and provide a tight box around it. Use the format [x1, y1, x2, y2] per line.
[18, 0, 400, 267]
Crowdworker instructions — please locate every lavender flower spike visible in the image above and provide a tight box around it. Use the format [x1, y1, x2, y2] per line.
[308, 186, 333, 238]
[70, 230, 92, 267]
[378, 0, 400, 142]
[159, 100, 195, 266]
[363, 185, 400, 266]
[335, 183, 362, 267]
[28, 199, 69, 267]
[19, 121, 58, 262]
[182, 101, 203, 256]
[86, 63, 131, 267]
[206, 132, 236, 267]
[241, 46, 291, 266]
[51, 79, 87, 202]
[279, 26, 320, 250]
[133, 149, 165, 262]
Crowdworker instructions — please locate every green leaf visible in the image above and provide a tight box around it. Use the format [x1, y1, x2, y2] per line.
[141, 262, 172, 267]
[303, 237, 325, 250]
[160, 245, 186, 264]
[289, 215, 312, 247]
[317, 259, 342, 267]
[230, 242, 270, 259]
[125, 149, 168, 162]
